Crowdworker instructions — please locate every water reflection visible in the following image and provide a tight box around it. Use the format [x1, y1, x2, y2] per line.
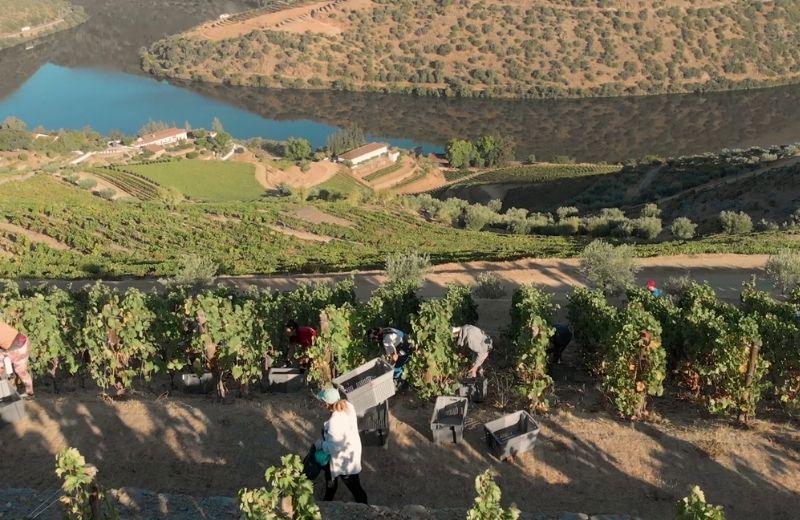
[1, 0, 799, 161]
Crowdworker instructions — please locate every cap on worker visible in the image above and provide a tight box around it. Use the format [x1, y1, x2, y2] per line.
[451, 326, 461, 335]
[645, 279, 657, 290]
[316, 387, 340, 405]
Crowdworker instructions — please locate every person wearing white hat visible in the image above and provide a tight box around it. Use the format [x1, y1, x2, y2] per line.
[451, 325, 492, 378]
[314, 387, 368, 504]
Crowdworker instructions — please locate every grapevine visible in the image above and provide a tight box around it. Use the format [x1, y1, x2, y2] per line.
[509, 285, 555, 411]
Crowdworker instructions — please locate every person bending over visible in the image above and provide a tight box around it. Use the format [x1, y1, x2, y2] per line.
[0, 320, 33, 399]
[452, 324, 492, 378]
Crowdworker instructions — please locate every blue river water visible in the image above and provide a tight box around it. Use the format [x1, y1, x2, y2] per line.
[0, 64, 435, 152]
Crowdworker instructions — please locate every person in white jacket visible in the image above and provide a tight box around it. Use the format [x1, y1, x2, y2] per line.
[314, 387, 368, 504]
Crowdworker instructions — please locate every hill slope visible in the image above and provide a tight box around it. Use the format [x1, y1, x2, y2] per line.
[142, 0, 800, 99]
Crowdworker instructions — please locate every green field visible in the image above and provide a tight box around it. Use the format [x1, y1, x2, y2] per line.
[315, 172, 372, 197]
[127, 160, 262, 201]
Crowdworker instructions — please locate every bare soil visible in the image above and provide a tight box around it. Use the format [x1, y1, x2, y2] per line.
[268, 223, 334, 242]
[2, 373, 798, 519]
[291, 205, 354, 227]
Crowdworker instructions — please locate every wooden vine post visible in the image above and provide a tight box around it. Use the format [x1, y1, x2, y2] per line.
[738, 340, 760, 425]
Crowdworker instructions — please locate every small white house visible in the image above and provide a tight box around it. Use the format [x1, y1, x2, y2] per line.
[338, 142, 389, 166]
[20, 26, 31, 33]
[219, 13, 231, 21]
[388, 151, 400, 163]
[134, 128, 189, 148]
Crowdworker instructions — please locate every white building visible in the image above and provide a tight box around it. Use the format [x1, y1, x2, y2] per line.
[338, 142, 389, 166]
[133, 128, 189, 148]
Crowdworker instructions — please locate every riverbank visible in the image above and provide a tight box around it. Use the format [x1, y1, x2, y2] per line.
[0, 4, 87, 51]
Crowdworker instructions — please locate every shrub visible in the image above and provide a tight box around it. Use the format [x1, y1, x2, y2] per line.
[385, 251, 431, 289]
[664, 274, 693, 298]
[466, 470, 520, 520]
[238, 454, 321, 520]
[299, 159, 311, 172]
[487, 199, 503, 212]
[757, 219, 779, 231]
[580, 240, 640, 295]
[525, 154, 536, 164]
[76, 178, 97, 190]
[675, 486, 725, 520]
[670, 217, 697, 240]
[552, 155, 576, 164]
[640, 203, 661, 218]
[463, 204, 496, 231]
[634, 216, 662, 240]
[157, 186, 184, 205]
[765, 250, 800, 294]
[97, 188, 116, 200]
[473, 272, 507, 299]
[556, 206, 579, 221]
[284, 137, 312, 161]
[162, 253, 218, 287]
[718, 210, 752, 234]
[17, 152, 28, 161]
[185, 151, 199, 159]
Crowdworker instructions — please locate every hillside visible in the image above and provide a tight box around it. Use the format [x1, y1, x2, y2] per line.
[142, 0, 800, 99]
[436, 144, 800, 231]
[0, 0, 86, 50]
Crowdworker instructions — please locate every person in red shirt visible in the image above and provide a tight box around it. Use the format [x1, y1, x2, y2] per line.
[284, 320, 317, 369]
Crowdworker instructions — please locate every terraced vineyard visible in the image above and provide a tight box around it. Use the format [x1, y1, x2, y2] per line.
[454, 163, 622, 186]
[88, 166, 161, 201]
[363, 162, 402, 183]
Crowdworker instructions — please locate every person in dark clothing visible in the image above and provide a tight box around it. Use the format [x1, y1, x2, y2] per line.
[284, 320, 317, 369]
[547, 324, 573, 364]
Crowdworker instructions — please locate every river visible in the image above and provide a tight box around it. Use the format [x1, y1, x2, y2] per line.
[1, 0, 800, 161]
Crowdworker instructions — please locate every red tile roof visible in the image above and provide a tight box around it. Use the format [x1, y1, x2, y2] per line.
[136, 128, 187, 145]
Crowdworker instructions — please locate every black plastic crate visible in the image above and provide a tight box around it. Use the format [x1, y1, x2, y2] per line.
[430, 396, 468, 444]
[266, 368, 307, 393]
[458, 375, 488, 403]
[358, 401, 390, 449]
[484, 410, 540, 460]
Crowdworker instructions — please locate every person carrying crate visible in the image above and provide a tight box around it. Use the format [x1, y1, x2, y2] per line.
[367, 327, 414, 386]
[452, 325, 492, 378]
[0, 320, 34, 399]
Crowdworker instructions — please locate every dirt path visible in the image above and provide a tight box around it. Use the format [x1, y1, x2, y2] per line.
[2, 387, 798, 519]
[0, 221, 70, 250]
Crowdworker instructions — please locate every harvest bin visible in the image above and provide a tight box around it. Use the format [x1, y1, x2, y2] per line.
[0, 378, 26, 424]
[358, 401, 390, 449]
[430, 396, 468, 444]
[267, 368, 307, 393]
[483, 410, 540, 460]
[333, 358, 395, 416]
[458, 375, 488, 403]
[180, 372, 215, 394]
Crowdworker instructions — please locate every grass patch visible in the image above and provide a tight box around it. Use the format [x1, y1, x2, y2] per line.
[127, 159, 262, 201]
[316, 172, 372, 196]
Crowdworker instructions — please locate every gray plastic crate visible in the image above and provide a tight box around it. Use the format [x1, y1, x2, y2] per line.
[458, 375, 488, 403]
[333, 358, 395, 416]
[180, 372, 215, 394]
[1, 375, 26, 424]
[484, 410, 539, 460]
[358, 400, 390, 449]
[267, 368, 307, 393]
[430, 396, 468, 444]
